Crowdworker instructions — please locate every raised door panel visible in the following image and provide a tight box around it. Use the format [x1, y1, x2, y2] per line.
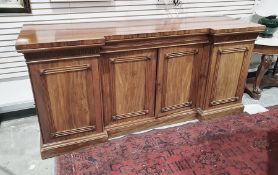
[114, 59, 146, 115]
[209, 43, 254, 107]
[28, 58, 102, 143]
[103, 50, 157, 125]
[156, 45, 203, 116]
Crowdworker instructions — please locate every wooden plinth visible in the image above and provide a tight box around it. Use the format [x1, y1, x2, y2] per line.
[41, 132, 108, 159]
[197, 103, 244, 121]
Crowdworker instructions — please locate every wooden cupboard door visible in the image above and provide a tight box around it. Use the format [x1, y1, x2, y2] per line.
[208, 43, 254, 107]
[103, 50, 157, 125]
[28, 58, 102, 143]
[156, 45, 203, 115]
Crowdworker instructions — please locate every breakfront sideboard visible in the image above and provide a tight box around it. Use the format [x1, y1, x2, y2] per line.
[16, 16, 264, 159]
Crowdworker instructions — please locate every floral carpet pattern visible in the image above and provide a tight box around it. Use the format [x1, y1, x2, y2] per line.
[56, 106, 278, 175]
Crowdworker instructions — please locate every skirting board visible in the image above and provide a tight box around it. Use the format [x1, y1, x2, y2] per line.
[0, 101, 34, 114]
[0, 78, 34, 114]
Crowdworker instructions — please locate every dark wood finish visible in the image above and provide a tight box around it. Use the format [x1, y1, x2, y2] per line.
[245, 45, 278, 100]
[16, 16, 264, 159]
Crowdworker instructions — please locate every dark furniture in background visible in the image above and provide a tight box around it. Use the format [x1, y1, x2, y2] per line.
[246, 44, 278, 99]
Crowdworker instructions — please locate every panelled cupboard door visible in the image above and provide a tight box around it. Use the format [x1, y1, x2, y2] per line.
[28, 58, 102, 144]
[103, 50, 157, 125]
[208, 43, 254, 107]
[156, 45, 203, 116]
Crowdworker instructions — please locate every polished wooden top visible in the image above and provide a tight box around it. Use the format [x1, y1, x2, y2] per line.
[16, 16, 264, 53]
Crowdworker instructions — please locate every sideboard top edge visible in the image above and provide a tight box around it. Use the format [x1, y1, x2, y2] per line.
[16, 16, 264, 53]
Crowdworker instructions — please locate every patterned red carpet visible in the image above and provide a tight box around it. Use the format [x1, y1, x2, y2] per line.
[56, 106, 278, 175]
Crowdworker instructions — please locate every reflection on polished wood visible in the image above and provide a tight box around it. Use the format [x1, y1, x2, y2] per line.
[16, 16, 264, 159]
[16, 16, 263, 52]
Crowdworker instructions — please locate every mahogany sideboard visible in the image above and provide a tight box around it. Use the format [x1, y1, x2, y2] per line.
[16, 16, 264, 159]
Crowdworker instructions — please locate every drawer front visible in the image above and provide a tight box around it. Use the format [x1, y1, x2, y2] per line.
[28, 58, 102, 143]
[156, 45, 204, 116]
[102, 50, 157, 125]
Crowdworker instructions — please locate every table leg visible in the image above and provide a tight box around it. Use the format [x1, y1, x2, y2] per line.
[245, 54, 273, 99]
[272, 57, 278, 76]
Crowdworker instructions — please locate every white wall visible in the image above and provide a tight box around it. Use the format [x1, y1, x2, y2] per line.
[0, 0, 256, 112]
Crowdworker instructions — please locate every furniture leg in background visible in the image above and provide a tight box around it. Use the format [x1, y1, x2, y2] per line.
[246, 44, 278, 100]
[273, 57, 278, 76]
[246, 55, 273, 99]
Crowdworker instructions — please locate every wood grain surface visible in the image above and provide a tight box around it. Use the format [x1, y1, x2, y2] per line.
[16, 16, 264, 53]
[16, 16, 264, 158]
